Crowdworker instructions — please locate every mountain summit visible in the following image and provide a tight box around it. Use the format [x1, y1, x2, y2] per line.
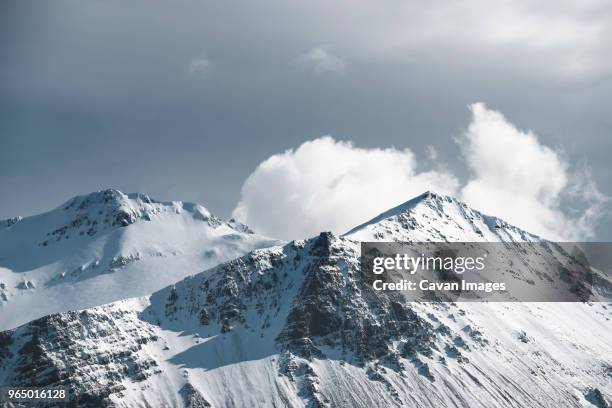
[0, 189, 278, 330]
[346, 191, 538, 242]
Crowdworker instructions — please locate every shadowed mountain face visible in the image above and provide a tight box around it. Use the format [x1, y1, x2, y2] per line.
[0, 189, 278, 330]
[0, 192, 610, 407]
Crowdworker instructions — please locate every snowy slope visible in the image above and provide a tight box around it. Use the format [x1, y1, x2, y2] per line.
[345, 191, 539, 242]
[0, 192, 610, 408]
[0, 189, 278, 330]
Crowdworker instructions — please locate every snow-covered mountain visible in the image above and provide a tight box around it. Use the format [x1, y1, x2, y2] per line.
[345, 191, 539, 242]
[0, 189, 278, 330]
[0, 192, 610, 407]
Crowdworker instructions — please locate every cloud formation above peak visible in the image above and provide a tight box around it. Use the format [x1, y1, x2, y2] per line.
[459, 103, 607, 241]
[233, 104, 607, 241]
[232, 137, 459, 240]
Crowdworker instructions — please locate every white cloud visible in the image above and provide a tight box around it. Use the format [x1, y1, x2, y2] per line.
[188, 57, 212, 78]
[232, 137, 458, 239]
[425, 145, 438, 161]
[297, 47, 346, 75]
[458, 103, 607, 240]
[233, 103, 607, 241]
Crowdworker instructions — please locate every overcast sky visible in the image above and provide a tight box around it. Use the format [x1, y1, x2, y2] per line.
[1, 0, 611, 240]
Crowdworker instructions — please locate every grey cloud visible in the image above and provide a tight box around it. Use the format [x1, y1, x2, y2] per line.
[188, 57, 213, 78]
[297, 47, 346, 75]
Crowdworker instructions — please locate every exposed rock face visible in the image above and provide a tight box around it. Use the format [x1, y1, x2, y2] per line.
[586, 388, 611, 408]
[1, 216, 22, 229]
[1, 306, 160, 407]
[0, 193, 610, 407]
[276, 233, 438, 369]
[181, 383, 212, 408]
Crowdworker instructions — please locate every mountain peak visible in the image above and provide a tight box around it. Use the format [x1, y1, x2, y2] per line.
[345, 191, 538, 242]
[60, 188, 156, 214]
[344, 191, 455, 235]
[0, 189, 278, 330]
[0, 188, 263, 257]
[50, 189, 163, 239]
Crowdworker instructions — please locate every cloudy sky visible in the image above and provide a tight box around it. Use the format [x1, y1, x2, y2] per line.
[1, 0, 611, 240]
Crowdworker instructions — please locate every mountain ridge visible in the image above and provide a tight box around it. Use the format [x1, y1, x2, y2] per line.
[1, 191, 609, 407]
[346, 191, 539, 242]
[0, 189, 278, 331]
